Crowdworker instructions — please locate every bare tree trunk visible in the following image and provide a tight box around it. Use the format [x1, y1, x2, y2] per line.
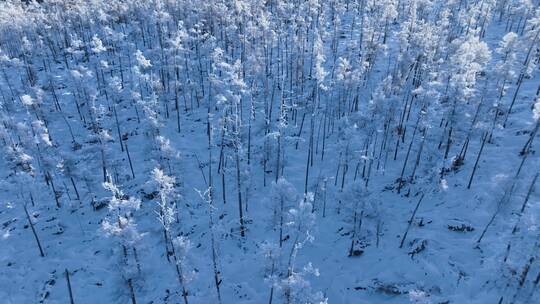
[65, 269, 75, 304]
[275, 134, 281, 183]
[399, 193, 425, 248]
[467, 133, 488, 189]
[127, 278, 137, 304]
[113, 105, 124, 152]
[397, 116, 421, 193]
[24, 204, 45, 257]
[207, 110, 223, 304]
[169, 236, 189, 304]
[235, 145, 246, 237]
[268, 260, 275, 304]
[125, 142, 135, 179]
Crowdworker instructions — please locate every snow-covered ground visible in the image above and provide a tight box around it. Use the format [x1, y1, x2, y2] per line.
[0, 1, 539, 304]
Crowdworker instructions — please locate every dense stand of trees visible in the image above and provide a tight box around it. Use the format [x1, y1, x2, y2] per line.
[0, 0, 539, 303]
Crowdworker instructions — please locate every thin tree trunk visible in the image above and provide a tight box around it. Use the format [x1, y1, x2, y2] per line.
[24, 204, 45, 257]
[467, 133, 488, 189]
[399, 193, 425, 248]
[235, 146, 246, 237]
[125, 142, 135, 179]
[127, 278, 137, 304]
[65, 269, 75, 304]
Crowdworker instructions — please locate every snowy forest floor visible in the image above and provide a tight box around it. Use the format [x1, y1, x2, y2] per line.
[1, 1, 540, 304]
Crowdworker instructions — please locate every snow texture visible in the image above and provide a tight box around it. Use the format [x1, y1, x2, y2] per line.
[0, 1, 539, 304]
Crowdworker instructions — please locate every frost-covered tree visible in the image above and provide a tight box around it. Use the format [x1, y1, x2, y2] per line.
[210, 46, 248, 237]
[101, 180, 142, 304]
[504, 7, 540, 125]
[271, 177, 299, 249]
[152, 167, 176, 256]
[152, 167, 190, 304]
[448, 35, 491, 103]
[495, 32, 520, 101]
[279, 193, 326, 304]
